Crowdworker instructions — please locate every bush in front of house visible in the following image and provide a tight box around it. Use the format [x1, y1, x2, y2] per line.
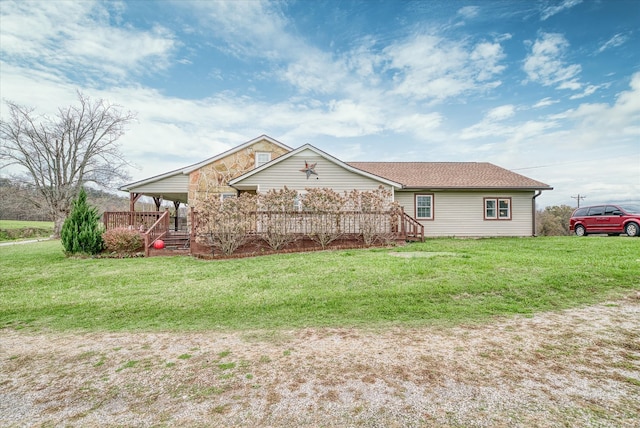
[258, 187, 301, 250]
[198, 192, 258, 256]
[61, 188, 104, 256]
[193, 186, 403, 256]
[102, 227, 144, 254]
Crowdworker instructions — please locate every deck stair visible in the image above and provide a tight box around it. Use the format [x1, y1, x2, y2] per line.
[161, 231, 190, 250]
[402, 212, 425, 242]
[147, 231, 190, 257]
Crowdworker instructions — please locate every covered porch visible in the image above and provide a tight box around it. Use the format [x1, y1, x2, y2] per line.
[105, 180, 191, 255]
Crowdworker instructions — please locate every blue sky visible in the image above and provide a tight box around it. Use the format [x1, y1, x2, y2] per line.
[1, 0, 639, 208]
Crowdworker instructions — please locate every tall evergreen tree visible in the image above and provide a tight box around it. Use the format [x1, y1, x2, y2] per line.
[61, 188, 104, 255]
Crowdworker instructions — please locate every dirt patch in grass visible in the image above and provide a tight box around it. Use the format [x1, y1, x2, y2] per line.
[388, 251, 460, 258]
[1, 293, 639, 427]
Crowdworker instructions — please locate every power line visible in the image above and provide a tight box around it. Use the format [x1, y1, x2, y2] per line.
[511, 154, 631, 171]
[571, 194, 586, 207]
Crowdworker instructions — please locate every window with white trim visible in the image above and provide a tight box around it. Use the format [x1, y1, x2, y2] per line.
[415, 194, 433, 220]
[484, 197, 511, 220]
[221, 193, 236, 201]
[255, 152, 271, 167]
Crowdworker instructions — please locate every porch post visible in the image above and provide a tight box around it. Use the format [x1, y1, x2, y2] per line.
[129, 193, 142, 226]
[173, 201, 181, 231]
[190, 206, 196, 253]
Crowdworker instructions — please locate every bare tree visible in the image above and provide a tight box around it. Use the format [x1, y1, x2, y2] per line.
[0, 92, 135, 236]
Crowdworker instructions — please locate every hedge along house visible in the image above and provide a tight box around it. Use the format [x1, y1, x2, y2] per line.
[108, 135, 552, 254]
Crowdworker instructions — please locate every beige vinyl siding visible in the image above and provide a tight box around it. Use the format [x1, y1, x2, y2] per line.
[127, 173, 189, 194]
[238, 150, 390, 193]
[395, 191, 535, 237]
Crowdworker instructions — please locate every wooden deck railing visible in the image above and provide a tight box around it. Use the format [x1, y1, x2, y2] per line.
[191, 209, 424, 241]
[144, 210, 170, 256]
[103, 211, 164, 231]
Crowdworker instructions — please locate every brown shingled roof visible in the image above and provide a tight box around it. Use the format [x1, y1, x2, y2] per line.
[346, 162, 552, 190]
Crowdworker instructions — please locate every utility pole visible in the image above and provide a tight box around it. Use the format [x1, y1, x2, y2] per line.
[571, 194, 586, 208]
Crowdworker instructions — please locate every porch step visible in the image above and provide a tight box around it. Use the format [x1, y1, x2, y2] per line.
[160, 232, 190, 249]
[405, 235, 424, 242]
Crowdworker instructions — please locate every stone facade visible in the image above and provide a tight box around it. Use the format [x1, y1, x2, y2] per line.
[188, 138, 289, 209]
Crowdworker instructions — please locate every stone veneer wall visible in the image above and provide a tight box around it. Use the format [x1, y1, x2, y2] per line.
[188, 139, 289, 209]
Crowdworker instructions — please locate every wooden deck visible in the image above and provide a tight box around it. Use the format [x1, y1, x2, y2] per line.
[102, 209, 424, 257]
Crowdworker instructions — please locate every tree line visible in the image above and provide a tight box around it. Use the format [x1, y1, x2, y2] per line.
[535, 205, 574, 236]
[0, 177, 129, 222]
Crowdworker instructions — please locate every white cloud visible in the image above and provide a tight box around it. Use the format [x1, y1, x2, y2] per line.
[0, 0, 176, 82]
[486, 105, 516, 121]
[471, 42, 507, 81]
[457, 6, 480, 20]
[540, 0, 583, 21]
[569, 84, 600, 99]
[389, 113, 444, 137]
[564, 72, 640, 132]
[523, 33, 582, 90]
[502, 73, 640, 206]
[596, 33, 629, 54]
[460, 105, 527, 140]
[384, 34, 506, 102]
[182, 0, 293, 61]
[533, 97, 559, 108]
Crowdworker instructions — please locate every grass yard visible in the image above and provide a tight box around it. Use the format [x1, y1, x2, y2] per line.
[1, 236, 638, 332]
[2, 236, 639, 427]
[0, 219, 53, 241]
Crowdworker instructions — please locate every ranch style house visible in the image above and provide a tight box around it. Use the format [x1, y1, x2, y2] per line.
[106, 135, 552, 255]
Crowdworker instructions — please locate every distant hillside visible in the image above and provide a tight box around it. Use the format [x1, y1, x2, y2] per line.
[0, 178, 129, 221]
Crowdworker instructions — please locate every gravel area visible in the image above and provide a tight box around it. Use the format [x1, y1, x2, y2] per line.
[1, 294, 639, 427]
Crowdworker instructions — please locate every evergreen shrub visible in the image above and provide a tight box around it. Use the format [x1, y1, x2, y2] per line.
[61, 188, 104, 255]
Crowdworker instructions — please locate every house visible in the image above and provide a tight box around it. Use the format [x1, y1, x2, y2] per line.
[114, 135, 552, 251]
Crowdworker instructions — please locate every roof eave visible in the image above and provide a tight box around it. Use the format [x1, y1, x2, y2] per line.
[118, 168, 186, 192]
[398, 186, 554, 191]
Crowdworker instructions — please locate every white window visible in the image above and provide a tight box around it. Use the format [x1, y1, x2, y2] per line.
[221, 193, 236, 201]
[255, 152, 271, 167]
[415, 194, 433, 220]
[484, 198, 511, 220]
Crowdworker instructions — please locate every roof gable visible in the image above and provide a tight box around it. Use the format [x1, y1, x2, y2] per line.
[120, 135, 291, 191]
[182, 135, 292, 174]
[229, 144, 403, 188]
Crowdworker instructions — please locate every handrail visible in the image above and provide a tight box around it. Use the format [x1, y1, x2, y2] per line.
[144, 209, 170, 256]
[402, 212, 424, 241]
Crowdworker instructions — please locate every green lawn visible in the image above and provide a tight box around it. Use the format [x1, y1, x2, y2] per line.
[0, 220, 54, 229]
[0, 220, 54, 241]
[1, 237, 638, 332]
